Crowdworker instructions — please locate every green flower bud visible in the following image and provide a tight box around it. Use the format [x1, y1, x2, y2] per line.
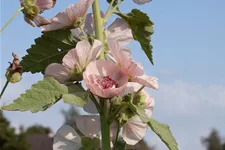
[73, 17, 85, 28]
[5, 53, 23, 84]
[5, 71, 22, 83]
[21, 0, 40, 18]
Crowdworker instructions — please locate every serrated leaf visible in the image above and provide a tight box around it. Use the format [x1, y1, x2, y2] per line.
[116, 9, 154, 65]
[2, 77, 68, 113]
[62, 83, 88, 107]
[148, 119, 178, 150]
[20, 29, 77, 74]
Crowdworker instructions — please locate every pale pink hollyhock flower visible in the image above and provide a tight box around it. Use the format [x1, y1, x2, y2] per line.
[133, 0, 152, 5]
[121, 82, 154, 145]
[83, 60, 128, 98]
[71, 13, 133, 48]
[45, 40, 102, 83]
[108, 39, 159, 89]
[19, 0, 55, 27]
[53, 115, 101, 150]
[42, 0, 94, 31]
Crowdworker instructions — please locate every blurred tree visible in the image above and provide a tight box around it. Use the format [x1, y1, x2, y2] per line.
[25, 125, 51, 135]
[61, 105, 80, 129]
[202, 129, 223, 150]
[0, 113, 30, 150]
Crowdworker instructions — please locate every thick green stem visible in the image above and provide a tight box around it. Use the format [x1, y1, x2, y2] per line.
[92, 0, 105, 59]
[0, 81, 9, 99]
[100, 101, 111, 150]
[0, 7, 24, 34]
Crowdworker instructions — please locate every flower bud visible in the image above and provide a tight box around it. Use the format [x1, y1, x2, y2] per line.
[5, 53, 23, 83]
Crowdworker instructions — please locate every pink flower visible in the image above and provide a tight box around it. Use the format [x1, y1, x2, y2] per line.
[108, 39, 159, 89]
[41, 0, 94, 31]
[133, 0, 152, 4]
[121, 82, 154, 145]
[45, 40, 102, 83]
[20, 0, 55, 27]
[83, 60, 128, 98]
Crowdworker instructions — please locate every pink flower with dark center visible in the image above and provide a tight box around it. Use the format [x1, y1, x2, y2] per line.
[83, 60, 128, 98]
[108, 39, 159, 89]
[19, 0, 56, 27]
[97, 76, 117, 89]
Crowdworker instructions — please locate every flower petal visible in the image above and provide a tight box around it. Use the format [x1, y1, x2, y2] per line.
[76, 115, 101, 138]
[45, 63, 71, 83]
[66, 0, 94, 22]
[87, 40, 102, 62]
[53, 125, 81, 150]
[106, 18, 133, 47]
[83, 99, 99, 114]
[33, 15, 51, 27]
[133, 0, 152, 5]
[23, 15, 35, 27]
[36, 0, 56, 12]
[41, 12, 72, 31]
[143, 90, 154, 117]
[132, 75, 159, 89]
[122, 117, 148, 145]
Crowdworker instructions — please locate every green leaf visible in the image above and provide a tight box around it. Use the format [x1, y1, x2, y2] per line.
[2, 77, 68, 113]
[62, 83, 88, 107]
[127, 102, 150, 123]
[80, 137, 100, 150]
[116, 9, 154, 65]
[148, 119, 178, 150]
[20, 29, 77, 74]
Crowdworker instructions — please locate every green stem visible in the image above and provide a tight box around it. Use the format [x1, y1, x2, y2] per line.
[108, 103, 128, 124]
[92, 0, 105, 59]
[104, 0, 123, 22]
[79, 26, 86, 36]
[0, 7, 24, 34]
[0, 81, 9, 99]
[105, 0, 115, 17]
[113, 125, 120, 150]
[100, 100, 111, 150]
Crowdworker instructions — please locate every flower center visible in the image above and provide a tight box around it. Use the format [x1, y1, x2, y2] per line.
[97, 76, 117, 89]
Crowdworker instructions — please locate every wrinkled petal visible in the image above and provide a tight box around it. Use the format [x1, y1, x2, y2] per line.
[41, 12, 72, 31]
[66, 0, 94, 22]
[108, 39, 144, 76]
[106, 18, 133, 47]
[45, 63, 71, 83]
[133, 0, 152, 4]
[62, 40, 91, 70]
[143, 90, 154, 117]
[84, 99, 98, 114]
[23, 15, 35, 27]
[132, 75, 159, 89]
[33, 15, 51, 27]
[122, 117, 148, 145]
[88, 40, 102, 62]
[63, 40, 102, 71]
[36, 0, 56, 12]
[83, 60, 128, 98]
[76, 115, 101, 138]
[53, 125, 81, 150]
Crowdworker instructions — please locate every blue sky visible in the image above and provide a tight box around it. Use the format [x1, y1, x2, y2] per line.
[1, 0, 225, 150]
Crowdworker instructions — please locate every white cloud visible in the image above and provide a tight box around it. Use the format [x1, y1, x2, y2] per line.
[145, 80, 225, 150]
